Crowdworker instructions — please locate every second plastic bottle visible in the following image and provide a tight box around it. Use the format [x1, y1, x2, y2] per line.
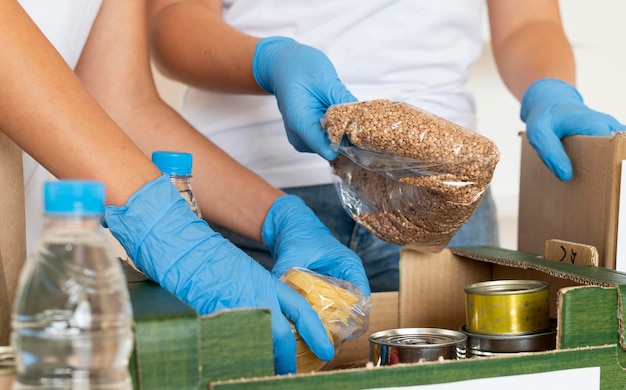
[152, 151, 202, 219]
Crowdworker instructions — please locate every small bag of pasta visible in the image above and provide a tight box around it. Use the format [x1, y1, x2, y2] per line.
[280, 267, 372, 373]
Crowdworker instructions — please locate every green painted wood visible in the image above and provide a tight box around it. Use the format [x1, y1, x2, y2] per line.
[134, 315, 200, 390]
[212, 346, 624, 390]
[128, 280, 197, 320]
[560, 286, 620, 349]
[126, 275, 274, 389]
[128, 280, 201, 390]
[128, 341, 139, 389]
[200, 310, 274, 387]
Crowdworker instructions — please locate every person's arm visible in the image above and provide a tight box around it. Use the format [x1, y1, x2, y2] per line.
[487, 0, 575, 100]
[1, 0, 338, 373]
[143, 0, 370, 294]
[147, 0, 357, 160]
[487, 0, 625, 181]
[75, 0, 281, 241]
[0, 0, 160, 207]
[147, 0, 260, 93]
[82, 0, 367, 370]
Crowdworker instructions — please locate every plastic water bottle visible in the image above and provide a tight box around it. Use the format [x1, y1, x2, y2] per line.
[11, 181, 134, 389]
[151, 151, 202, 218]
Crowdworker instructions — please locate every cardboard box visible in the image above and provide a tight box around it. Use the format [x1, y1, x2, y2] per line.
[4, 246, 625, 388]
[518, 131, 626, 269]
[116, 246, 626, 389]
[0, 131, 26, 347]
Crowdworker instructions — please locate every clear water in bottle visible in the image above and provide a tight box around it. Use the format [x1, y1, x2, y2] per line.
[171, 177, 202, 218]
[11, 181, 133, 389]
[151, 151, 202, 219]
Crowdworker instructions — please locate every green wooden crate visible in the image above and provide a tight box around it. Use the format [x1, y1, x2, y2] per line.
[127, 247, 626, 389]
[125, 263, 274, 390]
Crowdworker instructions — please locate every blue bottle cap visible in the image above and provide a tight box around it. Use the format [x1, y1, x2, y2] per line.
[44, 180, 105, 214]
[151, 151, 193, 175]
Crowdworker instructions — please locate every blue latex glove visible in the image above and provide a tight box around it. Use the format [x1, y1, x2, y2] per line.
[103, 175, 334, 374]
[521, 78, 626, 181]
[253, 36, 357, 160]
[262, 194, 371, 296]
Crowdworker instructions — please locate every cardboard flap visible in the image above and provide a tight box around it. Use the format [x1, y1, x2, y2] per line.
[0, 251, 9, 347]
[0, 131, 25, 346]
[518, 132, 626, 269]
[399, 247, 490, 329]
[328, 291, 399, 369]
[451, 246, 626, 351]
[619, 285, 626, 351]
[451, 246, 626, 286]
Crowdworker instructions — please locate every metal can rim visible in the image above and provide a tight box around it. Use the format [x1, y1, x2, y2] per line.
[369, 328, 467, 348]
[460, 324, 556, 341]
[464, 280, 548, 296]
[460, 324, 556, 355]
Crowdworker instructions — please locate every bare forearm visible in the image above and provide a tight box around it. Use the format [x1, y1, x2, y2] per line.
[491, 23, 575, 100]
[76, 0, 278, 240]
[148, 0, 262, 93]
[116, 99, 281, 241]
[487, 0, 575, 100]
[0, 0, 159, 206]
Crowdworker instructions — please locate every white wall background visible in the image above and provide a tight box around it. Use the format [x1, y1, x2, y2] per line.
[151, 0, 626, 250]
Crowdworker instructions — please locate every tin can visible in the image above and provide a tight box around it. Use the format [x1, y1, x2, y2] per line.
[465, 280, 549, 335]
[0, 346, 15, 376]
[461, 324, 556, 357]
[369, 328, 466, 366]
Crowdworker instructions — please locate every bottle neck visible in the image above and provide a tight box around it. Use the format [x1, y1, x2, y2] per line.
[169, 175, 192, 190]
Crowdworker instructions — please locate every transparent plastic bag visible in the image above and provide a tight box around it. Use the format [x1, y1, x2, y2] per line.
[280, 267, 372, 373]
[322, 99, 500, 252]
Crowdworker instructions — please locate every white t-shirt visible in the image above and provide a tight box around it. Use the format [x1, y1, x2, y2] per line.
[18, 0, 103, 252]
[180, 0, 485, 189]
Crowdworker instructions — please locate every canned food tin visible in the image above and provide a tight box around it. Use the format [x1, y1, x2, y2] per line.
[465, 280, 549, 335]
[0, 346, 15, 376]
[461, 324, 556, 357]
[369, 328, 466, 366]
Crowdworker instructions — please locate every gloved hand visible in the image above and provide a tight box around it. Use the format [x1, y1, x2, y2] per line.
[103, 175, 334, 374]
[253, 36, 357, 160]
[521, 78, 626, 181]
[262, 194, 371, 296]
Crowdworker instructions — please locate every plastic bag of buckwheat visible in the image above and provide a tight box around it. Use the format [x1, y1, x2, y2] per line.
[321, 99, 500, 252]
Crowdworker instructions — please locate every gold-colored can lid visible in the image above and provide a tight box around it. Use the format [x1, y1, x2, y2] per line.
[464, 280, 548, 295]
